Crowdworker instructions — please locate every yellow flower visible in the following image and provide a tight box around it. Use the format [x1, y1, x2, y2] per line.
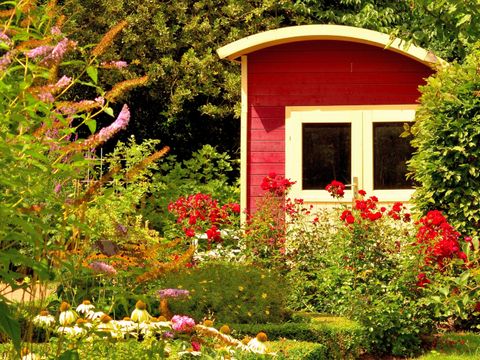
[238, 286, 244, 291]
[265, 309, 270, 315]
[261, 293, 268, 299]
[247, 312, 252, 317]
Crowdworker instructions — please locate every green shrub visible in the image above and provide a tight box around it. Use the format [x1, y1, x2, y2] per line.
[283, 190, 434, 356]
[409, 43, 480, 236]
[142, 144, 239, 234]
[231, 313, 366, 359]
[153, 262, 290, 324]
[267, 340, 328, 360]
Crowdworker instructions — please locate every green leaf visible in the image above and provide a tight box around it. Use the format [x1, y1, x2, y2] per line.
[59, 350, 80, 360]
[0, 299, 21, 354]
[439, 287, 449, 297]
[86, 66, 98, 84]
[456, 14, 471, 27]
[104, 107, 114, 117]
[85, 119, 97, 133]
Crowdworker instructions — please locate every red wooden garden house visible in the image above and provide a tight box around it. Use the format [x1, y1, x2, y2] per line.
[217, 25, 443, 217]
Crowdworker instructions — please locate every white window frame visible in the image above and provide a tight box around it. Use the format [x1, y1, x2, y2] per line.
[285, 105, 417, 203]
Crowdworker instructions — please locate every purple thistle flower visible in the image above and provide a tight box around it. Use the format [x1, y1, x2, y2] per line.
[54, 183, 62, 193]
[97, 104, 130, 142]
[157, 288, 190, 299]
[89, 261, 117, 275]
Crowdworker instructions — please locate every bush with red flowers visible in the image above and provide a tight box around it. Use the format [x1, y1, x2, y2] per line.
[168, 193, 241, 248]
[325, 180, 346, 199]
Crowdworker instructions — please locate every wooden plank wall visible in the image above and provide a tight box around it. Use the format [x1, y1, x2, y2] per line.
[247, 41, 434, 212]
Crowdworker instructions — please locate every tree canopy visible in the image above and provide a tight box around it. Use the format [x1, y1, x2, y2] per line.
[61, 0, 480, 158]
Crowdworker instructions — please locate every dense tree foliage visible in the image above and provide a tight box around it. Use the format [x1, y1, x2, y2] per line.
[61, 0, 480, 159]
[409, 44, 480, 236]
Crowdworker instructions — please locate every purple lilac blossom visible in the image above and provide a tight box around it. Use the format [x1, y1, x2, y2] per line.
[171, 315, 195, 332]
[97, 104, 130, 143]
[88, 261, 117, 275]
[157, 289, 190, 299]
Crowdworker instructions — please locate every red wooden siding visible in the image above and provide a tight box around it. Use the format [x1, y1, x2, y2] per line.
[247, 40, 434, 211]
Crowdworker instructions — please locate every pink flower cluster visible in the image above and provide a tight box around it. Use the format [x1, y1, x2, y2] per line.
[168, 193, 240, 242]
[157, 288, 190, 299]
[83, 104, 130, 148]
[171, 315, 195, 332]
[260, 172, 295, 196]
[26, 38, 77, 67]
[89, 261, 117, 275]
[101, 61, 128, 69]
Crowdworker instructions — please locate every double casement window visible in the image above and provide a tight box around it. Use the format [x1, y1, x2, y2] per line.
[285, 106, 416, 202]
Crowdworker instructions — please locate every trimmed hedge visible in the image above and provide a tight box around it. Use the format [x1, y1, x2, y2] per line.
[234, 340, 328, 359]
[231, 313, 366, 359]
[269, 340, 329, 359]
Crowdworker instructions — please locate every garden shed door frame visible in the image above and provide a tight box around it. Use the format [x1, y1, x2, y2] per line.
[285, 105, 417, 203]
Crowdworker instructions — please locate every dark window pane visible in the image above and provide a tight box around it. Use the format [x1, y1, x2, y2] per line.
[373, 122, 413, 189]
[302, 123, 351, 190]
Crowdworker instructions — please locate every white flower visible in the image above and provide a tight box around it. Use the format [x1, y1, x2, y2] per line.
[76, 300, 95, 315]
[247, 338, 267, 354]
[178, 351, 202, 357]
[57, 326, 86, 339]
[33, 311, 55, 328]
[59, 310, 77, 326]
[86, 310, 105, 321]
[131, 300, 151, 323]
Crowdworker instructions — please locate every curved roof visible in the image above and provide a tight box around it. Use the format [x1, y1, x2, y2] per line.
[217, 25, 445, 68]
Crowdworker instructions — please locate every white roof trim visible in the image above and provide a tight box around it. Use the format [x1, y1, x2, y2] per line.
[217, 25, 445, 68]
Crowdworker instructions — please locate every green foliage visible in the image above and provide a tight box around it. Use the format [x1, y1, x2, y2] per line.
[60, 0, 480, 161]
[142, 144, 239, 234]
[409, 44, 480, 236]
[232, 313, 366, 359]
[417, 332, 480, 360]
[84, 137, 164, 248]
[283, 195, 434, 356]
[266, 340, 328, 360]
[155, 262, 289, 324]
[0, 300, 20, 355]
